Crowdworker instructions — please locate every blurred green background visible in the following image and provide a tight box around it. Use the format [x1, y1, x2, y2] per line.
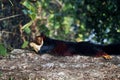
[0, 0, 120, 49]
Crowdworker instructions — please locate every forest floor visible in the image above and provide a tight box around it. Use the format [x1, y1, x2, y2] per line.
[0, 49, 120, 80]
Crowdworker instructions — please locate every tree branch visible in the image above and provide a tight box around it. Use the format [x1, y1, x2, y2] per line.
[0, 14, 22, 21]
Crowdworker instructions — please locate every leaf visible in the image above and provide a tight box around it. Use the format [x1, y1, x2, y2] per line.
[21, 21, 33, 30]
[24, 27, 31, 34]
[21, 21, 33, 34]
[64, 25, 70, 34]
[117, 29, 120, 33]
[0, 44, 7, 56]
[21, 41, 29, 48]
[36, 1, 42, 7]
[21, 0, 35, 12]
[28, 12, 37, 20]
[55, 22, 60, 29]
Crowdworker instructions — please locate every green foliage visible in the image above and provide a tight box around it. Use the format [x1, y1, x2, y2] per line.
[0, 43, 7, 56]
[21, 21, 33, 34]
[20, 0, 120, 43]
[21, 1, 38, 31]
[0, 71, 2, 77]
[0, 0, 119, 52]
[21, 41, 29, 48]
[84, 0, 120, 43]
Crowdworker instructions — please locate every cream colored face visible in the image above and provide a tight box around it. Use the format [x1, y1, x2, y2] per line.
[30, 36, 44, 53]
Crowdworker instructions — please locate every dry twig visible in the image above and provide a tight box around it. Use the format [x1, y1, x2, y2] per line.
[0, 14, 22, 21]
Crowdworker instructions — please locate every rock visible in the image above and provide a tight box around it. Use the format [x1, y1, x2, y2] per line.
[0, 49, 120, 80]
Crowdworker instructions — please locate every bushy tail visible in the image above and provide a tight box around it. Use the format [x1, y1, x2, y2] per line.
[102, 43, 120, 55]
